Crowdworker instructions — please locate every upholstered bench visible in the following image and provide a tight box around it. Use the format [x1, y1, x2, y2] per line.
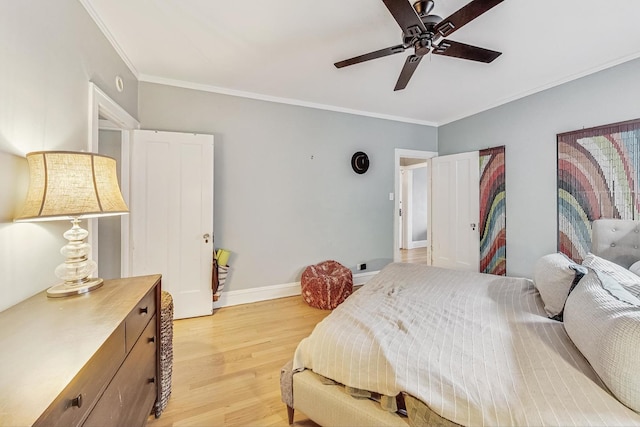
[301, 260, 353, 310]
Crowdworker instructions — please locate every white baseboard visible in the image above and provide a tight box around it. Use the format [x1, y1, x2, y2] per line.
[213, 270, 379, 309]
[353, 270, 378, 286]
[213, 281, 300, 309]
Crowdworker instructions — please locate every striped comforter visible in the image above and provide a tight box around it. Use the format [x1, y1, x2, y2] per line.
[293, 263, 640, 426]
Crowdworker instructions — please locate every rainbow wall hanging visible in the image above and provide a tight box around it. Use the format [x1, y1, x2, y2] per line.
[479, 146, 506, 275]
[557, 119, 640, 262]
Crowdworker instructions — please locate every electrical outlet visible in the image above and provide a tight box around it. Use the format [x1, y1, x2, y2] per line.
[357, 263, 367, 271]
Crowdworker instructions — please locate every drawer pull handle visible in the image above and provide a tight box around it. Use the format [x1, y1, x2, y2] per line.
[148, 377, 156, 384]
[139, 306, 148, 315]
[71, 394, 83, 408]
[148, 336, 156, 343]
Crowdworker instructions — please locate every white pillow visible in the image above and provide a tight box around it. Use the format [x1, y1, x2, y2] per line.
[629, 260, 640, 277]
[533, 253, 584, 318]
[582, 253, 640, 298]
[564, 269, 640, 413]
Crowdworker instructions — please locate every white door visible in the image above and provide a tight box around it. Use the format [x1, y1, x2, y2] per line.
[131, 130, 214, 319]
[431, 151, 479, 271]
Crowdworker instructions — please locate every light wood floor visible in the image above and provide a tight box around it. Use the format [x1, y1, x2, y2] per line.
[399, 247, 429, 264]
[148, 296, 329, 427]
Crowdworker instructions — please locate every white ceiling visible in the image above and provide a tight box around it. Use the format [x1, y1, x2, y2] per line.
[81, 0, 640, 126]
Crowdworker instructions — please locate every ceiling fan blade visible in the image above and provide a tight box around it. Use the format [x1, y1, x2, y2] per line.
[382, 0, 427, 37]
[434, 0, 504, 38]
[433, 40, 501, 63]
[334, 44, 406, 68]
[394, 55, 423, 91]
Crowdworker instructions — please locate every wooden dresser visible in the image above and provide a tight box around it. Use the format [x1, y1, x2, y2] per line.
[0, 275, 162, 427]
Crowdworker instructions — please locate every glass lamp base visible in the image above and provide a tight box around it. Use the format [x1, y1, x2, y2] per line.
[46, 278, 104, 298]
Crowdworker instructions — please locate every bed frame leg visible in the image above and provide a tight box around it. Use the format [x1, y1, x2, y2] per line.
[287, 405, 294, 424]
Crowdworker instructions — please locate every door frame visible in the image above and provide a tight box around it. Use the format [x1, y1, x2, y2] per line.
[87, 82, 140, 277]
[393, 149, 437, 262]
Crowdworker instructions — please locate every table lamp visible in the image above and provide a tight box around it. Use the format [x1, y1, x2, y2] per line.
[14, 151, 129, 297]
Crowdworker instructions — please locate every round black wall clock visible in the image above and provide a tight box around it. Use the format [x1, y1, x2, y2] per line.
[351, 151, 369, 174]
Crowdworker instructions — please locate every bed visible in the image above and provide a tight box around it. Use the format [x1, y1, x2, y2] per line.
[281, 219, 640, 426]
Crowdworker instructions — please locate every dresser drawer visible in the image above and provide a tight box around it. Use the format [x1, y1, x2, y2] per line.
[125, 287, 156, 352]
[83, 315, 157, 427]
[34, 324, 126, 427]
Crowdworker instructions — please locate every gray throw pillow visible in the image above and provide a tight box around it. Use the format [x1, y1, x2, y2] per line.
[533, 253, 585, 318]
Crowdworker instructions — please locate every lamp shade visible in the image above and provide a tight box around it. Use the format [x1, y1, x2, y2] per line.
[15, 151, 128, 222]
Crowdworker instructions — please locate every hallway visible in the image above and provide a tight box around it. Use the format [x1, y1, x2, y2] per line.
[399, 247, 429, 264]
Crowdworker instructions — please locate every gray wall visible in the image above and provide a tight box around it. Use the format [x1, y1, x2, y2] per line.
[139, 82, 437, 291]
[0, 0, 137, 311]
[439, 58, 640, 278]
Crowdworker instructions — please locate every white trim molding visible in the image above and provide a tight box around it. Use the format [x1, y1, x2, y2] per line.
[87, 82, 140, 278]
[213, 271, 379, 309]
[213, 281, 301, 309]
[89, 82, 140, 148]
[78, 0, 139, 78]
[139, 74, 438, 127]
[394, 149, 437, 262]
[353, 271, 379, 286]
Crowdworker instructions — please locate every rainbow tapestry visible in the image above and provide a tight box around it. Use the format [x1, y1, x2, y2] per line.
[479, 146, 506, 275]
[557, 120, 640, 262]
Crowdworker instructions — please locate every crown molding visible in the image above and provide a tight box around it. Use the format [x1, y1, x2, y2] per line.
[78, 0, 139, 79]
[139, 74, 438, 127]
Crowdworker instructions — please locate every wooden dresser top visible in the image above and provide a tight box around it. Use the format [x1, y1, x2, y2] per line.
[0, 274, 161, 426]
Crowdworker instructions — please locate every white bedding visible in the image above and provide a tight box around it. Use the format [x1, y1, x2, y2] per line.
[293, 263, 640, 426]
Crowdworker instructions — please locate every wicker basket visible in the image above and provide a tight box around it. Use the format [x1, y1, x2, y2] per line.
[156, 291, 174, 417]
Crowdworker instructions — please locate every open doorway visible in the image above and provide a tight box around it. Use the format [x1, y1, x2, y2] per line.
[393, 149, 437, 264]
[399, 161, 429, 260]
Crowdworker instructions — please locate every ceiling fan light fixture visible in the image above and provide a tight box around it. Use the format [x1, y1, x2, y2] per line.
[415, 39, 431, 56]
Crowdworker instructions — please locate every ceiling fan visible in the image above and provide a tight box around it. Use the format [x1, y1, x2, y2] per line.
[334, 0, 505, 91]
